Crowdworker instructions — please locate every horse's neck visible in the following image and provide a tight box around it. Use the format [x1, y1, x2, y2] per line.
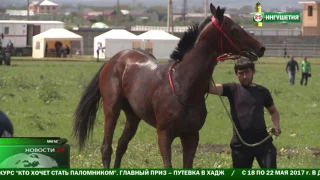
[174, 41, 218, 103]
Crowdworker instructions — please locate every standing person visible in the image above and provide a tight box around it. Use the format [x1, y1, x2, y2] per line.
[0, 33, 3, 52]
[286, 56, 299, 85]
[300, 56, 311, 86]
[96, 43, 103, 62]
[55, 41, 61, 57]
[6, 40, 14, 54]
[4, 40, 14, 65]
[208, 58, 281, 168]
[0, 110, 14, 137]
[283, 47, 287, 58]
[65, 45, 70, 56]
[76, 48, 80, 55]
[45, 43, 48, 57]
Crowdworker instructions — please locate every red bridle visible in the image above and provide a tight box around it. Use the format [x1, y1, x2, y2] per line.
[212, 16, 242, 61]
[168, 16, 242, 101]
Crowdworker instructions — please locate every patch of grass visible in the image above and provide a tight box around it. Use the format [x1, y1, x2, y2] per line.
[1, 58, 320, 168]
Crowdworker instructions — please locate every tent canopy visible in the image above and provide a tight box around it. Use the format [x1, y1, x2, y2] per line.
[138, 30, 180, 59]
[97, 29, 141, 40]
[91, 22, 108, 28]
[33, 28, 82, 40]
[138, 30, 180, 40]
[94, 29, 142, 59]
[32, 28, 83, 58]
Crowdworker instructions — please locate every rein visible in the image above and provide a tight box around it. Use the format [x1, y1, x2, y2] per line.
[211, 79, 275, 147]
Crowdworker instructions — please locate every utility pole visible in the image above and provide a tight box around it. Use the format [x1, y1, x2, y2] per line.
[116, 0, 120, 27]
[182, 0, 187, 25]
[167, 0, 173, 34]
[167, 0, 171, 33]
[27, 0, 30, 20]
[170, 0, 173, 34]
[204, 0, 208, 19]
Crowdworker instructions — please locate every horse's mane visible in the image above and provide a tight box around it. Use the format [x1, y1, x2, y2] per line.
[170, 7, 226, 61]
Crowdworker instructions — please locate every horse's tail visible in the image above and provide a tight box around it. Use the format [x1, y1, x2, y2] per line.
[73, 64, 105, 150]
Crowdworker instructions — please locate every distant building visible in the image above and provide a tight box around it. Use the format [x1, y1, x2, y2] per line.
[299, 1, 320, 36]
[83, 10, 123, 22]
[0, 9, 6, 14]
[129, 8, 160, 22]
[29, 0, 59, 15]
[173, 13, 231, 23]
[5, 10, 35, 17]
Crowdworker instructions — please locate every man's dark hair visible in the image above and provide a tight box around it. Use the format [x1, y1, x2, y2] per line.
[234, 57, 255, 74]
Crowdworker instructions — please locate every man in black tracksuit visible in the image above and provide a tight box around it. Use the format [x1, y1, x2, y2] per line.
[208, 58, 281, 168]
[0, 110, 14, 137]
[286, 56, 299, 85]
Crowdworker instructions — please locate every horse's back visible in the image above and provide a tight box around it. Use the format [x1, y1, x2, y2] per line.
[106, 49, 166, 78]
[100, 49, 153, 79]
[105, 49, 170, 124]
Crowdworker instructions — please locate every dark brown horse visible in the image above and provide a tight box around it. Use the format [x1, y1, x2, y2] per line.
[73, 4, 265, 168]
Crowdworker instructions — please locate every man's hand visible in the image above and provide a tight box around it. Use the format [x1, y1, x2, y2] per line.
[267, 105, 281, 136]
[271, 126, 281, 136]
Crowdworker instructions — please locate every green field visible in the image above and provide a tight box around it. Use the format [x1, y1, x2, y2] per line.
[0, 57, 320, 168]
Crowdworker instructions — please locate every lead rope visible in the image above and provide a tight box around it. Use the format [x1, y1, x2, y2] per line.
[211, 78, 274, 147]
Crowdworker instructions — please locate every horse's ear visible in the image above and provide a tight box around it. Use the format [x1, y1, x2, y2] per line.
[220, 8, 226, 16]
[210, 3, 217, 17]
[215, 6, 224, 22]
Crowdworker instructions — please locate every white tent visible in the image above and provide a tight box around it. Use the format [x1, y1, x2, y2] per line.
[32, 28, 83, 58]
[93, 29, 142, 59]
[138, 30, 180, 59]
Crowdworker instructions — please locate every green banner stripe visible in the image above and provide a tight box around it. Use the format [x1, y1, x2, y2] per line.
[264, 12, 301, 15]
[252, 12, 301, 23]
[0, 169, 320, 179]
[0, 137, 67, 145]
[264, 12, 300, 22]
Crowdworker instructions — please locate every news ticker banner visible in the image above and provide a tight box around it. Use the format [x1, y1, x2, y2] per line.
[0, 137, 70, 168]
[1, 169, 320, 179]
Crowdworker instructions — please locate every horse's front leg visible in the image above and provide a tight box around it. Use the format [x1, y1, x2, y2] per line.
[157, 129, 175, 168]
[180, 131, 199, 168]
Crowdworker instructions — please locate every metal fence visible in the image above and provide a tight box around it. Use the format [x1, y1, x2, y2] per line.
[245, 29, 301, 36]
[264, 44, 320, 57]
[131, 25, 189, 33]
[131, 25, 302, 36]
[80, 45, 320, 57]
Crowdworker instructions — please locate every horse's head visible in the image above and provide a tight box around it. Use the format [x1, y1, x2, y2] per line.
[197, 3, 265, 61]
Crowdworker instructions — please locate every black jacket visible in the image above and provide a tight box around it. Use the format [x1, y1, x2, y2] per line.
[0, 110, 13, 137]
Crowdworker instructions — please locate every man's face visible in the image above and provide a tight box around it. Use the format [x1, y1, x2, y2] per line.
[236, 68, 255, 86]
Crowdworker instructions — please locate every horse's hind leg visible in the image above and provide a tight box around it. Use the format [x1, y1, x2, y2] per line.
[180, 131, 199, 168]
[114, 104, 141, 168]
[100, 100, 122, 168]
[100, 80, 123, 168]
